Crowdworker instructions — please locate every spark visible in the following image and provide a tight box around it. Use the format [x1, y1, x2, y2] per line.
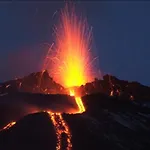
[116, 89, 121, 96]
[52, 10, 58, 19]
[130, 95, 134, 100]
[6, 84, 11, 88]
[19, 82, 22, 89]
[110, 90, 114, 96]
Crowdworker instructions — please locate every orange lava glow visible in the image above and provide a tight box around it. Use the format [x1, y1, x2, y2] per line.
[46, 3, 95, 88]
[110, 90, 114, 96]
[0, 121, 16, 132]
[41, 3, 96, 150]
[45, 4, 90, 148]
[47, 111, 72, 150]
[69, 89, 75, 96]
[69, 89, 85, 113]
[74, 97, 85, 113]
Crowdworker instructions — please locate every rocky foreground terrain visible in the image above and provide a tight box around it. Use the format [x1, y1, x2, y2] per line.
[0, 71, 150, 150]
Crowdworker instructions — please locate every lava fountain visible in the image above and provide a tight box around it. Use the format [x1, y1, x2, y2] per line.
[41, 2, 97, 150]
[45, 3, 95, 88]
[44, 3, 97, 111]
[44, 3, 97, 150]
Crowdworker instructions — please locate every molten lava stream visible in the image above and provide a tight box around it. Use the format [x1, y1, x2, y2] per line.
[75, 97, 85, 113]
[46, 90, 84, 150]
[69, 89, 85, 113]
[0, 121, 16, 132]
[47, 112, 72, 150]
[42, 1, 96, 149]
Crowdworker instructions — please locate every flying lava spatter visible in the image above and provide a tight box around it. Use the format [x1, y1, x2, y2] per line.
[42, 2, 97, 150]
[44, 3, 96, 150]
[46, 3, 95, 88]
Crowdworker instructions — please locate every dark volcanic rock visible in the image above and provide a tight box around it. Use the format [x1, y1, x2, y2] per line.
[63, 94, 150, 150]
[78, 74, 150, 102]
[0, 93, 78, 128]
[0, 112, 56, 150]
[0, 70, 65, 94]
[0, 94, 150, 150]
[1, 71, 150, 102]
[0, 72, 150, 150]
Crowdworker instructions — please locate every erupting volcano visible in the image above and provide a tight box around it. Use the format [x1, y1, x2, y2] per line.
[43, 3, 96, 150]
[1, 2, 149, 150]
[0, 3, 95, 149]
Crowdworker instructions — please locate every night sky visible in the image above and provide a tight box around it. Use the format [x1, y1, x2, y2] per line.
[0, 1, 150, 86]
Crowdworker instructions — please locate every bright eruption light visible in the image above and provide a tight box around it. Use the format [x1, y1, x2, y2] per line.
[45, 3, 96, 88]
[43, 3, 96, 149]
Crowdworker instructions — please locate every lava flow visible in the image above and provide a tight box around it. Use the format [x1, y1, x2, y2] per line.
[47, 112, 72, 150]
[43, 3, 96, 150]
[0, 121, 16, 132]
[69, 89, 85, 113]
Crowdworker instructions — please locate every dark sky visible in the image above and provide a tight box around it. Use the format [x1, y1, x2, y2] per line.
[0, 1, 150, 86]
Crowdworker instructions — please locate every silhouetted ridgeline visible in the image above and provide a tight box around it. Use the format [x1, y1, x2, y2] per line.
[0, 70, 65, 94]
[78, 74, 150, 101]
[1, 71, 150, 102]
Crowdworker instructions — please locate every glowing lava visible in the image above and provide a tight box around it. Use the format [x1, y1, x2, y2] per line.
[0, 121, 16, 132]
[46, 3, 95, 88]
[69, 89, 85, 113]
[74, 97, 85, 113]
[47, 111, 72, 150]
[44, 3, 94, 149]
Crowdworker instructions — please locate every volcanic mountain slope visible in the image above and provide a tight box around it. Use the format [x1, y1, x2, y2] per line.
[64, 93, 150, 150]
[0, 70, 65, 94]
[1, 70, 150, 101]
[0, 112, 57, 150]
[0, 93, 77, 128]
[1, 72, 150, 150]
[1, 93, 150, 150]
